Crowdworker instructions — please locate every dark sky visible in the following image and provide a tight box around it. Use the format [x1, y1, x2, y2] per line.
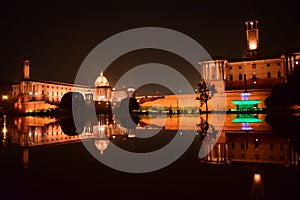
[1, 0, 300, 84]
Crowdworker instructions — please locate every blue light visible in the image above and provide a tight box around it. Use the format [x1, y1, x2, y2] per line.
[240, 122, 253, 130]
[240, 92, 251, 100]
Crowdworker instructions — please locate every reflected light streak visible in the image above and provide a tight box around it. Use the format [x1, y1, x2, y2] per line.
[254, 173, 262, 183]
[2, 115, 7, 141]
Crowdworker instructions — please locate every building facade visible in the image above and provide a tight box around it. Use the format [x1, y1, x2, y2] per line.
[198, 19, 300, 91]
[9, 19, 300, 113]
[11, 59, 128, 113]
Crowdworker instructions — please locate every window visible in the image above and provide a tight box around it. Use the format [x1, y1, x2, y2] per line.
[241, 154, 245, 158]
[229, 66, 233, 70]
[277, 62, 280, 66]
[255, 143, 259, 150]
[252, 63, 256, 69]
[239, 74, 243, 80]
[270, 155, 274, 159]
[230, 75, 233, 81]
[267, 63, 270, 67]
[252, 72, 257, 79]
[231, 142, 235, 149]
[280, 156, 284, 160]
[241, 143, 244, 149]
[270, 144, 273, 150]
[267, 72, 271, 78]
[278, 71, 281, 78]
[238, 66, 242, 69]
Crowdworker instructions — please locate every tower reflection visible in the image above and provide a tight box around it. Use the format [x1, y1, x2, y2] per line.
[251, 172, 264, 199]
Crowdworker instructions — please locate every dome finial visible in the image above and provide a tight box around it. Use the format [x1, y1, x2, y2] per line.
[95, 70, 110, 87]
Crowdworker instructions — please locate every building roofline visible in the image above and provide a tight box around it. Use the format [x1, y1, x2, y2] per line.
[11, 79, 91, 88]
[227, 54, 282, 63]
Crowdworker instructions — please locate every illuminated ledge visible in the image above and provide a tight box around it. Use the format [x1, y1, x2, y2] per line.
[231, 100, 261, 105]
[232, 118, 262, 123]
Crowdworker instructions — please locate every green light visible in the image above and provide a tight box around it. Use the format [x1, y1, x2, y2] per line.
[232, 118, 262, 123]
[231, 100, 261, 105]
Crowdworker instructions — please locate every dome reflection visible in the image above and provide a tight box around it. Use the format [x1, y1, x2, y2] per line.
[94, 138, 109, 155]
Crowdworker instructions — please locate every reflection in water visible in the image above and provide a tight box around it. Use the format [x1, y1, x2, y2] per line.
[22, 148, 29, 169]
[2, 115, 7, 142]
[266, 113, 300, 167]
[1, 113, 300, 198]
[93, 114, 113, 155]
[251, 173, 264, 199]
[60, 117, 84, 136]
[1, 113, 299, 168]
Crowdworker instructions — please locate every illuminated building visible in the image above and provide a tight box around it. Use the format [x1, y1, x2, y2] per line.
[94, 71, 112, 113]
[94, 71, 111, 102]
[198, 19, 300, 91]
[8, 19, 300, 113]
[140, 19, 300, 112]
[10, 59, 128, 113]
[11, 58, 91, 113]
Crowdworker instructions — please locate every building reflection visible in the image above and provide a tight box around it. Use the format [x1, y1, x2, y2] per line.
[251, 173, 264, 198]
[0, 114, 139, 168]
[1, 114, 299, 169]
[11, 116, 80, 147]
[198, 114, 299, 167]
[139, 114, 300, 168]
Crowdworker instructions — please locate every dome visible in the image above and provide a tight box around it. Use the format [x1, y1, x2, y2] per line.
[95, 71, 109, 87]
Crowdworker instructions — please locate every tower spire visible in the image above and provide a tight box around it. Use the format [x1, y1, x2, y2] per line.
[21, 58, 30, 80]
[244, 18, 260, 58]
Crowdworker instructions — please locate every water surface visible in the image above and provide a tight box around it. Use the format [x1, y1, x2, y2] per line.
[0, 113, 299, 200]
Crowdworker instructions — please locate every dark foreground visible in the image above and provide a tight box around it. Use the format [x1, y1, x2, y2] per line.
[1, 137, 300, 200]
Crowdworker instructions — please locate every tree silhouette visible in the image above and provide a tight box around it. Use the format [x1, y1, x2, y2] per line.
[196, 80, 217, 115]
[197, 116, 218, 141]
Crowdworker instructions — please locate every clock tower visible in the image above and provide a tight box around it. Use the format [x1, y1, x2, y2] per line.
[245, 19, 260, 58]
[21, 58, 30, 80]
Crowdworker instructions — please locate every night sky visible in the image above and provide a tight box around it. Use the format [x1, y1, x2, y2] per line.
[1, 0, 300, 85]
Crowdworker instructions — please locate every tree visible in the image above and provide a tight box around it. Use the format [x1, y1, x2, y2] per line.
[197, 116, 218, 141]
[196, 80, 217, 114]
